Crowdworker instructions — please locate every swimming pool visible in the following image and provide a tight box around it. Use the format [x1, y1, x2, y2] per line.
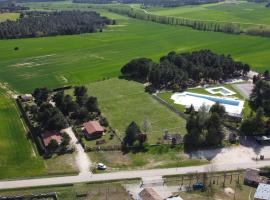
[187, 93, 240, 106]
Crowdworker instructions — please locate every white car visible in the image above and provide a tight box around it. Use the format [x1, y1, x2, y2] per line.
[97, 163, 107, 170]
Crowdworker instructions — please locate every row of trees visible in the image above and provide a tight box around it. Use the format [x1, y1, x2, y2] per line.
[0, 10, 114, 39]
[74, 0, 223, 7]
[105, 6, 243, 35]
[0, 1, 28, 12]
[184, 104, 226, 149]
[121, 50, 250, 90]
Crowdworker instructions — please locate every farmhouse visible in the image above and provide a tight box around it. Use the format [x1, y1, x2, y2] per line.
[254, 183, 270, 200]
[138, 188, 162, 200]
[41, 131, 62, 147]
[83, 120, 104, 140]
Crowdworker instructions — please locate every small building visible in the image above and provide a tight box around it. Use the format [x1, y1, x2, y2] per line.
[20, 94, 33, 102]
[83, 120, 104, 140]
[138, 188, 162, 200]
[42, 131, 62, 147]
[244, 169, 270, 187]
[254, 183, 270, 200]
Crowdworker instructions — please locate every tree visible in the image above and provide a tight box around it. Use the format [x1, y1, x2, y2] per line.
[85, 96, 99, 112]
[205, 113, 224, 146]
[210, 103, 226, 118]
[32, 87, 50, 105]
[47, 139, 59, 152]
[74, 86, 87, 97]
[264, 70, 270, 80]
[52, 91, 64, 108]
[141, 117, 151, 134]
[123, 121, 141, 147]
[61, 132, 71, 147]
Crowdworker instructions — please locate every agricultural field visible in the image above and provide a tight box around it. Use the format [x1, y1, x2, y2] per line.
[0, 3, 270, 93]
[147, 1, 270, 27]
[0, 13, 20, 22]
[0, 89, 45, 179]
[85, 78, 187, 144]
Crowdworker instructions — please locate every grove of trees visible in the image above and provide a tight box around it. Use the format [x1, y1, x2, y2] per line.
[0, 10, 114, 39]
[184, 103, 225, 150]
[121, 50, 250, 91]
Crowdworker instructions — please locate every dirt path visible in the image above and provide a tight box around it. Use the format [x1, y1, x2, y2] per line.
[63, 127, 92, 175]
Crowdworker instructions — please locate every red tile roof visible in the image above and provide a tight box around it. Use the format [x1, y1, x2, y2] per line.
[83, 121, 104, 135]
[42, 131, 62, 147]
[139, 188, 162, 200]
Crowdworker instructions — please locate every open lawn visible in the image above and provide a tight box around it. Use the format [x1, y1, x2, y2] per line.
[85, 78, 187, 144]
[0, 3, 270, 92]
[89, 146, 208, 171]
[0, 89, 45, 179]
[147, 1, 270, 27]
[0, 13, 20, 22]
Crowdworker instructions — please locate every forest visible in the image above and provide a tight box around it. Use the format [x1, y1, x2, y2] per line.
[121, 50, 250, 91]
[0, 11, 114, 39]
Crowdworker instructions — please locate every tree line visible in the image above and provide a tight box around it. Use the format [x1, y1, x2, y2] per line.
[104, 6, 242, 35]
[73, 0, 223, 7]
[0, 10, 114, 39]
[0, 1, 28, 12]
[121, 50, 250, 91]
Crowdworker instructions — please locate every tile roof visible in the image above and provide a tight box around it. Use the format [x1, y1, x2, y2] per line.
[83, 120, 104, 135]
[139, 188, 163, 200]
[42, 131, 62, 147]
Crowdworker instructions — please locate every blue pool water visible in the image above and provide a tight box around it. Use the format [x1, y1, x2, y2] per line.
[187, 93, 240, 106]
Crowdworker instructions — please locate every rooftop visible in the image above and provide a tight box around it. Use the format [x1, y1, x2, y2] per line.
[254, 183, 270, 200]
[83, 120, 104, 134]
[139, 187, 163, 200]
[42, 131, 62, 147]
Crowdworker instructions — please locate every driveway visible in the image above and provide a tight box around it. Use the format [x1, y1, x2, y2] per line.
[63, 127, 92, 175]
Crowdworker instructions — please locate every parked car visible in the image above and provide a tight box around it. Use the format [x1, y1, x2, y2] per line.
[97, 163, 107, 170]
[193, 183, 205, 190]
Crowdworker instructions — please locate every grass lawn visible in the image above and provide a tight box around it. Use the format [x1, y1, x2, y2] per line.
[0, 3, 270, 92]
[147, 1, 270, 27]
[89, 146, 208, 171]
[85, 78, 187, 144]
[0, 182, 131, 199]
[0, 89, 45, 179]
[0, 12, 20, 22]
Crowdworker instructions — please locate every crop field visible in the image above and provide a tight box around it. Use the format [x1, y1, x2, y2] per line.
[147, 1, 270, 27]
[0, 89, 45, 179]
[85, 78, 187, 144]
[0, 13, 20, 22]
[0, 3, 270, 93]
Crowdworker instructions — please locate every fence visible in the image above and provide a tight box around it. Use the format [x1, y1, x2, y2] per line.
[152, 94, 188, 120]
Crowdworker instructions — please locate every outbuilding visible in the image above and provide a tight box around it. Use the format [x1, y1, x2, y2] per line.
[83, 120, 104, 140]
[254, 183, 270, 200]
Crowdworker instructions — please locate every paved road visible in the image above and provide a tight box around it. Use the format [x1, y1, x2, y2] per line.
[1, 161, 270, 190]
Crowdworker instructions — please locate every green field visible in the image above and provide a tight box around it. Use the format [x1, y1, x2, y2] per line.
[0, 89, 45, 179]
[0, 4, 270, 92]
[147, 1, 270, 27]
[0, 13, 20, 22]
[84, 78, 187, 144]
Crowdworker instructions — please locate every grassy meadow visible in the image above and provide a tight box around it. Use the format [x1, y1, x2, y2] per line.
[0, 13, 20, 22]
[0, 89, 45, 179]
[147, 1, 270, 27]
[0, 4, 270, 92]
[84, 78, 187, 144]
